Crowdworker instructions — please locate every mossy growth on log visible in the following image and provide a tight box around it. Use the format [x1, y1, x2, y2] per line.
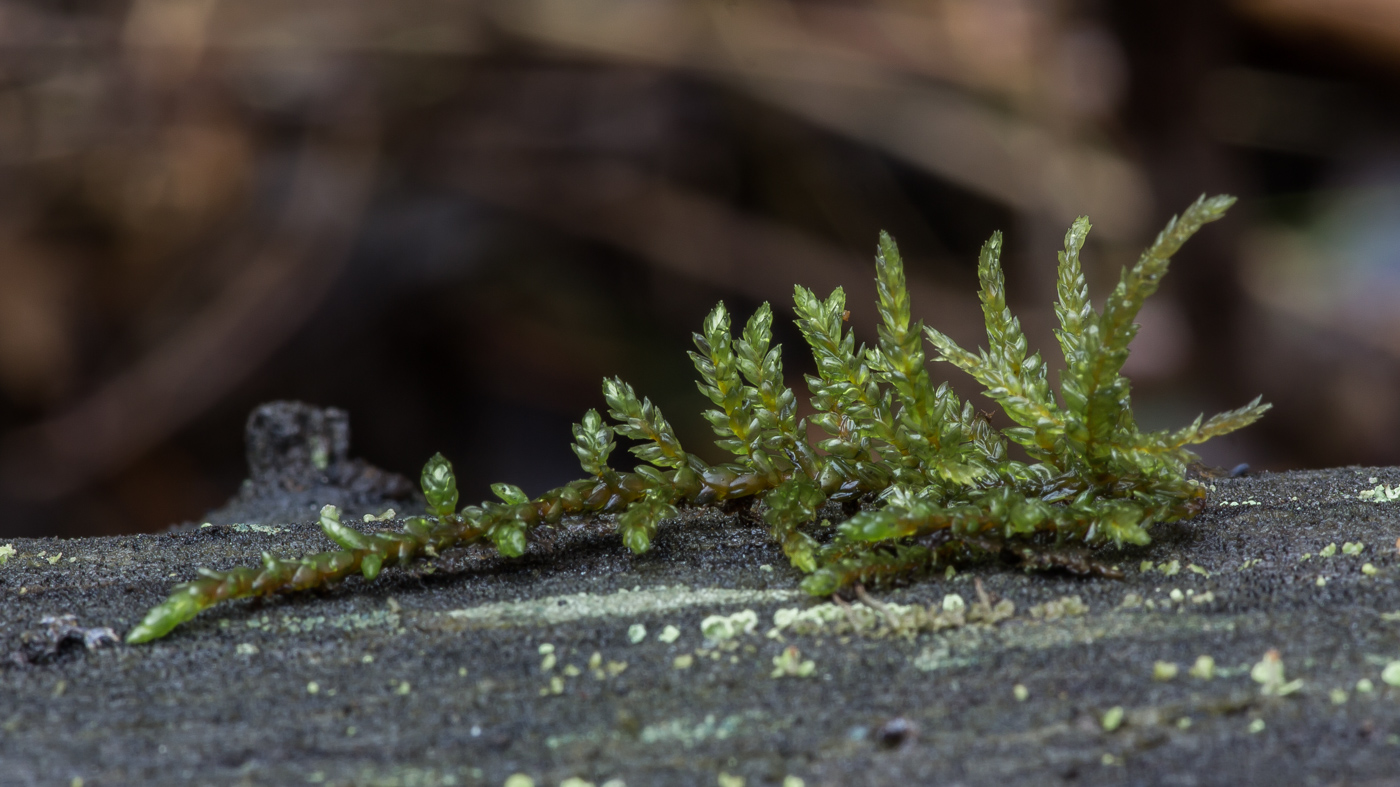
[128, 194, 1268, 643]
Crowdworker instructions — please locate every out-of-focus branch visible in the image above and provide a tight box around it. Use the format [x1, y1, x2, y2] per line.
[483, 0, 1152, 241]
[1235, 0, 1400, 66]
[448, 154, 983, 348]
[117, 0, 1150, 237]
[0, 122, 380, 500]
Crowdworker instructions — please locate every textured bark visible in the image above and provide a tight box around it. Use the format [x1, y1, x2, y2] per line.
[3, 466, 1400, 786]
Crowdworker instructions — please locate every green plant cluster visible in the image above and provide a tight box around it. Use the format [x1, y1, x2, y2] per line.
[127, 195, 1267, 643]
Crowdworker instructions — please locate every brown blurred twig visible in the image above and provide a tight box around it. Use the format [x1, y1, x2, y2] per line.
[0, 120, 380, 499]
[484, 0, 1152, 240]
[450, 154, 984, 350]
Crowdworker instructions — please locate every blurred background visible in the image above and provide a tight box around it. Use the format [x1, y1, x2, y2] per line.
[3, 0, 1400, 538]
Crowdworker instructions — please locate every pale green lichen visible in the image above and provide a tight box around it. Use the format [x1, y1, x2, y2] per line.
[767, 592, 1013, 640]
[207, 522, 288, 535]
[307, 765, 481, 786]
[1026, 596, 1088, 621]
[1381, 661, 1400, 687]
[1251, 649, 1303, 696]
[770, 645, 816, 678]
[436, 587, 798, 631]
[638, 711, 761, 747]
[1188, 655, 1215, 680]
[913, 608, 1253, 674]
[1358, 484, 1400, 502]
[1101, 706, 1124, 732]
[275, 609, 400, 636]
[701, 610, 759, 642]
[0, 543, 13, 566]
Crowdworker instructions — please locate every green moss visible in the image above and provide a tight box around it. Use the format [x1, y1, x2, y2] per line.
[130, 195, 1267, 643]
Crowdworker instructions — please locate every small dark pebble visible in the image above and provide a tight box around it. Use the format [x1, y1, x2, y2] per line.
[877, 717, 918, 749]
[8, 614, 119, 666]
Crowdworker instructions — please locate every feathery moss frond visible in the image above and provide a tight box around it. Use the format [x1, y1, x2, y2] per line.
[571, 409, 617, 480]
[1053, 217, 1093, 366]
[793, 284, 891, 497]
[603, 377, 694, 471]
[130, 194, 1266, 642]
[1168, 395, 1272, 449]
[690, 302, 759, 459]
[926, 232, 1058, 460]
[869, 231, 985, 486]
[421, 453, 458, 518]
[1062, 194, 1237, 474]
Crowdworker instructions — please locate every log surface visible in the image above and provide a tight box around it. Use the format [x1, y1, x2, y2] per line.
[3, 467, 1400, 786]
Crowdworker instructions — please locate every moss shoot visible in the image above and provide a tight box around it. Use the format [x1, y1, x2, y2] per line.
[128, 195, 1267, 644]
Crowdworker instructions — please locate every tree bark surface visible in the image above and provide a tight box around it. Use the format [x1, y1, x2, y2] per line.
[3, 467, 1399, 786]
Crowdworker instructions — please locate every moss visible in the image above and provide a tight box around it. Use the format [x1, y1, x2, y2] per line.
[130, 196, 1267, 643]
